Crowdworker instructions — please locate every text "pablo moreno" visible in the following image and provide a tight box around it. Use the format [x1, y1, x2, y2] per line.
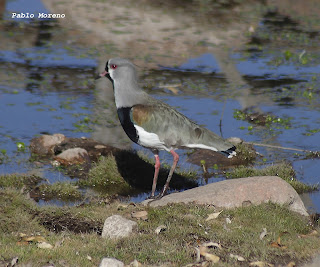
[11, 13, 66, 19]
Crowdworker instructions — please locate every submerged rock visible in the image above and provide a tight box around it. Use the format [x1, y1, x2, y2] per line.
[30, 134, 121, 178]
[143, 176, 308, 216]
[30, 134, 119, 161]
[101, 215, 137, 240]
[30, 133, 66, 156]
[29, 134, 197, 191]
[53, 137, 120, 161]
[54, 147, 90, 165]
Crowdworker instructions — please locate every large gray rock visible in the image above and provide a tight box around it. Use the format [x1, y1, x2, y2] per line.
[302, 254, 320, 267]
[143, 176, 308, 216]
[102, 215, 137, 239]
[99, 258, 124, 267]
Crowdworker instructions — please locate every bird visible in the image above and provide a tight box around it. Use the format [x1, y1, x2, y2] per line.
[96, 58, 236, 199]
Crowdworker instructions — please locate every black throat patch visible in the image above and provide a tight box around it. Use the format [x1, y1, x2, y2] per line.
[117, 107, 139, 143]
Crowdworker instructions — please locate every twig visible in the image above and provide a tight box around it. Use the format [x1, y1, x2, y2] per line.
[157, 83, 181, 88]
[219, 99, 227, 137]
[244, 141, 313, 153]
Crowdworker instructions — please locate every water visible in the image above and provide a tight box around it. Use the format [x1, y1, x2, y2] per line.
[1, 0, 320, 211]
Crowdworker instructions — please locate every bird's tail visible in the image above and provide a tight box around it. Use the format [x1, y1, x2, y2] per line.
[220, 145, 237, 158]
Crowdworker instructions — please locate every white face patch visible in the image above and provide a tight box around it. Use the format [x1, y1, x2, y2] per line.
[109, 68, 115, 80]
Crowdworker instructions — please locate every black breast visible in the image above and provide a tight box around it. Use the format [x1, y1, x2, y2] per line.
[117, 107, 139, 143]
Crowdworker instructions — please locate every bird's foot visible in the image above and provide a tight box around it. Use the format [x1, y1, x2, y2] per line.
[147, 192, 166, 200]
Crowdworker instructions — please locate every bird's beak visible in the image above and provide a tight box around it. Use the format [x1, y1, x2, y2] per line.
[95, 70, 109, 80]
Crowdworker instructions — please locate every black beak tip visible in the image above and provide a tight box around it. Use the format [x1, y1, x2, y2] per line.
[95, 74, 102, 80]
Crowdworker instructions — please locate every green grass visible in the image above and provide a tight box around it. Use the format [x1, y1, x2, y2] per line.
[0, 174, 82, 201]
[0, 152, 197, 203]
[226, 163, 318, 193]
[233, 142, 257, 163]
[77, 155, 133, 195]
[0, 188, 319, 266]
[0, 174, 43, 189]
[37, 182, 82, 201]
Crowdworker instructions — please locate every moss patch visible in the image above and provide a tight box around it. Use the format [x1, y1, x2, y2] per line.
[0, 174, 43, 189]
[226, 162, 318, 193]
[233, 142, 257, 163]
[36, 182, 82, 201]
[77, 155, 133, 195]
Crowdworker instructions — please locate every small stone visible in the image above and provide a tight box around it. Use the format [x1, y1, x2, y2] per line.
[227, 137, 243, 144]
[131, 210, 148, 220]
[51, 160, 60, 167]
[242, 200, 252, 207]
[33, 161, 43, 167]
[99, 258, 124, 267]
[11, 256, 18, 266]
[95, 144, 107, 149]
[249, 25, 255, 33]
[37, 242, 53, 249]
[260, 228, 268, 240]
[155, 225, 167, 235]
[101, 215, 137, 240]
[129, 259, 142, 267]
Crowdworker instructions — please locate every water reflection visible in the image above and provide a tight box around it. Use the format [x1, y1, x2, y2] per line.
[0, 0, 319, 212]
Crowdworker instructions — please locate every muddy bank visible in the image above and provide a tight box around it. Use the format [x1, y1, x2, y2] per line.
[41, 0, 320, 70]
[29, 134, 200, 199]
[42, 0, 263, 68]
[25, 130, 267, 205]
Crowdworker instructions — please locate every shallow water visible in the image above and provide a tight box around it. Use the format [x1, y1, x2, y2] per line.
[1, 0, 320, 212]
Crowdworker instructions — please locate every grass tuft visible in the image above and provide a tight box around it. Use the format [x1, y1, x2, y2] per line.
[0, 174, 43, 189]
[226, 162, 318, 193]
[234, 142, 257, 163]
[37, 182, 82, 201]
[77, 155, 132, 195]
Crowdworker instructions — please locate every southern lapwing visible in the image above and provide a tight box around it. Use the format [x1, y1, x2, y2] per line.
[97, 58, 236, 198]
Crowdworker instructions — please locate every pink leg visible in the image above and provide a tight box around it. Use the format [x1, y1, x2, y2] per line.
[151, 153, 161, 197]
[160, 150, 179, 197]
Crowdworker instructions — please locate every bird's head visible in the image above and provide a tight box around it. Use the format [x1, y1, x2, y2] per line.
[96, 58, 137, 85]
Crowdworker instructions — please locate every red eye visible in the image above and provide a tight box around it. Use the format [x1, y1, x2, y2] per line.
[110, 64, 117, 69]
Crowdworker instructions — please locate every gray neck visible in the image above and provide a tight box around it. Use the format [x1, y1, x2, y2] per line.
[113, 79, 147, 108]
